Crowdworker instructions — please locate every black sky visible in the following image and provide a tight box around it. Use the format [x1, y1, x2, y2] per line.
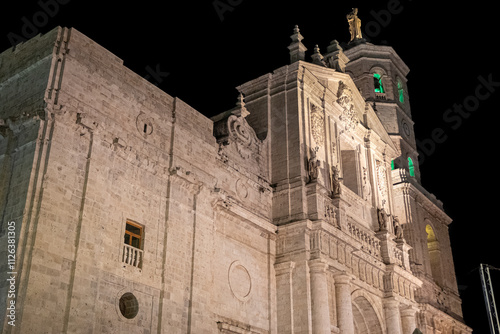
[1, 1, 499, 332]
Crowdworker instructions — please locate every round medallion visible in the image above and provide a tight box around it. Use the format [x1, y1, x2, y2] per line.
[235, 179, 249, 200]
[136, 112, 154, 136]
[228, 261, 252, 302]
[402, 121, 411, 137]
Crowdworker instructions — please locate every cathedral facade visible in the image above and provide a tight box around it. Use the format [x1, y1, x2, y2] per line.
[0, 12, 471, 334]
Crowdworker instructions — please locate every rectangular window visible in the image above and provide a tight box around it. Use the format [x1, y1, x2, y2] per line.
[341, 149, 360, 195]
[122, 220, 144, 268]
[124, 221, 143, 249]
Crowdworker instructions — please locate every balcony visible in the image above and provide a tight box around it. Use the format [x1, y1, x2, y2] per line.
[346, 221, 381, 259]
[122, 244, 143, 268]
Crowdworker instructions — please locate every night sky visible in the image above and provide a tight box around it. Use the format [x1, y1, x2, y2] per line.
[1, 1, 499, 332]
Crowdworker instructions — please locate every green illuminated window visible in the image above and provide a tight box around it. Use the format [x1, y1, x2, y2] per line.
[374, 73, 384, 93]
[398, 80, 404, 103]
[408, 157, 415, 177]
[391, 160, 395, 170]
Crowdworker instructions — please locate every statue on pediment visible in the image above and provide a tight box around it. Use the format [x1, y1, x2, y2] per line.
[347, 8, 363, 42]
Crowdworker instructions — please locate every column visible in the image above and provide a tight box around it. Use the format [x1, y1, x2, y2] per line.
[400, 306, 418, 334]
[334, 273, 354, 334]
[384, 298, 402, 334]
[309, 260, 331, 334]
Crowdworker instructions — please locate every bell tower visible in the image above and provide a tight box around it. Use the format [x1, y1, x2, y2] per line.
[342, 11, 469, 327]
[343, 15, 419, 182]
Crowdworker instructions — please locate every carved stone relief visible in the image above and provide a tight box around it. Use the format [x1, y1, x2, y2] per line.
[310, 103, 325, 147]
[228, 115, 259, 159]
[376, 160, 387, 206]
[235, 178, 249, 200]
[337, 81, 358, 132]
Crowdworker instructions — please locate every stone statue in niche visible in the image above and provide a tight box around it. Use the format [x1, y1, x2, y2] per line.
[377, 207, 389, 231]
[308, 148, 320, 183]
[330, 165, 341, 197]
[362, 167, 371, 201]
[393, 216, 404, 240]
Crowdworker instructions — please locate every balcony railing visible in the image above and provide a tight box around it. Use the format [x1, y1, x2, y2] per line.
[346, 221, 381, 259]
[122, 244, 143, 268]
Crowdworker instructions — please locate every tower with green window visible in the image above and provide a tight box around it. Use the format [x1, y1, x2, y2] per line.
[343, 13, 468, 328]
[344, 41, 419, 182]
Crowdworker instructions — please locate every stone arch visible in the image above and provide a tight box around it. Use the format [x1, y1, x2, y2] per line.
[369, 65, 388, 78]
[425, 221, 444, 286]
[351, 290, 385, 334]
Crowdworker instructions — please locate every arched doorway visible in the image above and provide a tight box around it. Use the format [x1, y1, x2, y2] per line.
[352, 295, 384, 334]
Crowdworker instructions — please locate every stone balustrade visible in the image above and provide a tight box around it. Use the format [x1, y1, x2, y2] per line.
[122, 244, 143, 268]
[346, 220, 381, 259]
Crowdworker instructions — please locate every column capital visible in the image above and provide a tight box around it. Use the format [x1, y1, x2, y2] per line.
[274, 261, 296, 276]
[332, 271, 354, 285]
[399, 305, 418, 317]
[400, 304, 419, 334]
[309, 259, 328, 273]
[383, 297, 400, 309]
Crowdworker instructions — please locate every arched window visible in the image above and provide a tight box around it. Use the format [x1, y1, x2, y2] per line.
[397, 79, 405, 103]
[373, 73, 384, 93]
[426, 224, 443, 286]
[408, 157, 415, 177]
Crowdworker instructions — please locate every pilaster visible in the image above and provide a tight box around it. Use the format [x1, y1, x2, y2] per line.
[275, 261, 296, 334]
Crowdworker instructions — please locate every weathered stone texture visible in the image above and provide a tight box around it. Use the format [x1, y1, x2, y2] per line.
[0, 25, 470, 334]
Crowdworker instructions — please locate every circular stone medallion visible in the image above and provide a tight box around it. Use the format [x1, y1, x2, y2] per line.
[228, 260, 252, 302]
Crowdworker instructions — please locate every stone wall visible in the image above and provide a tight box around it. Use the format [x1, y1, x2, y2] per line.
[0, 27, 275, 333]
[0, 25, 471, 334]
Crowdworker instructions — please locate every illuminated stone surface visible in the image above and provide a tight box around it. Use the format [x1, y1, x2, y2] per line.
[0, 23, 471, 334]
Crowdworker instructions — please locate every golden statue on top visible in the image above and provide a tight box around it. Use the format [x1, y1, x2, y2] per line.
[347, 8, 363, 42]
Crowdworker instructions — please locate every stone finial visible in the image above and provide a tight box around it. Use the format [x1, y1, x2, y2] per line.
[311, 45, 326, 67]
[230, 92, 250, 118]
[287, 25, 307, 63]
[324, 39, 349, 72]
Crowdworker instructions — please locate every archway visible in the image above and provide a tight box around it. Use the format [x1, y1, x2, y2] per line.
[352, 295, 384, 334]
[426, 223, 443, 286]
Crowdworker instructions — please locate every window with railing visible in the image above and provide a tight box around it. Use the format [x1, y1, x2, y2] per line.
[373, 73, 385, 93]
[122, 220, 143, 268]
